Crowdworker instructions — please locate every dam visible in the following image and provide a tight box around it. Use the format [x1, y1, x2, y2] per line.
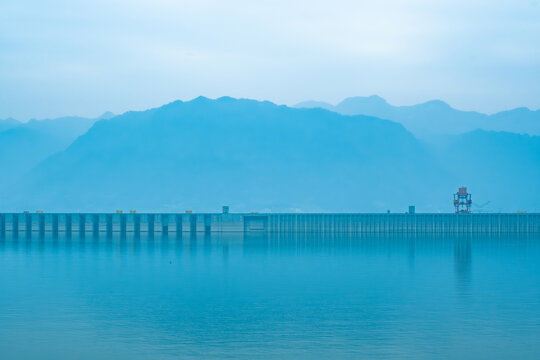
[0, 212, 539, 237]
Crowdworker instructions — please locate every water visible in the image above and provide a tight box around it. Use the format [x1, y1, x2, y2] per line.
[1, 233, 539, 359]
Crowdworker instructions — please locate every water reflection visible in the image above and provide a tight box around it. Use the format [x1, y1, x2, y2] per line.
[454, 238, 472, 294]
[0, 231, 534, 256]
[1, 229, 523, 301]
[408, 237, 415, 271]
[26, 231, 533, 302]
[0, 232, 540, 359]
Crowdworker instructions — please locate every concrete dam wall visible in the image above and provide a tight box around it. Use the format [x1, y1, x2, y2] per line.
[1, 213, 539, 237]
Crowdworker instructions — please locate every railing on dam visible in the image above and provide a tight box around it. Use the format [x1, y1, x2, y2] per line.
[0, 212, 539, 237]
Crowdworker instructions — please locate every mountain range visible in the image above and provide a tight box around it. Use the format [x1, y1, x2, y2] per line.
[296, 96, 540, 137]
[0, 97, 538, 213]
[0, 114, 109, 189]
[0, 118, 21, 133]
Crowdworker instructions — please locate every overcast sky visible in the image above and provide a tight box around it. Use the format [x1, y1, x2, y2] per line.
[1, 0, 539, 120]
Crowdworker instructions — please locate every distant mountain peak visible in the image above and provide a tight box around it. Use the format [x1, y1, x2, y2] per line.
[216, 96, 236, 102]
[294, 100, 334, 110]
[339, 95, 389, 106]
[294, 95, 539, 136]
[418, 99, 452, 109]
[367, 94, 387, 102]
[191, 95, 211, 103]
[99, 111, 115, 120]
[333, 95, 393, 118]
[499, 106, 531, 114]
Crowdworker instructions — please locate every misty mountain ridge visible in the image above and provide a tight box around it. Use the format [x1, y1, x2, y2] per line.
[0, 96, 537, 213]
[0, 118, 21, 133]
[0, 115, 101, 189]
[98, 111, 116, 120]
[296, 95, 540, 137]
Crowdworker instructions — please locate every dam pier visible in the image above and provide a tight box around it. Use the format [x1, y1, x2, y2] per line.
[0, 212, 539, 238]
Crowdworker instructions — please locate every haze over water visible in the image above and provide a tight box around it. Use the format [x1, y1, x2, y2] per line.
[1, 233, 539, 359]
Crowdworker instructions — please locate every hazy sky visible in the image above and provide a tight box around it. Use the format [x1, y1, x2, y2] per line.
[1, 0, 539, 120]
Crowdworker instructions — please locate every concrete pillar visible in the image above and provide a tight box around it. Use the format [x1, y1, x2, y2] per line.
[38, 214, 45, 238]
[12, 214, 19, 238]
[79, 214, 86, 238]
[134, 214, 141, 238]
[120, 214, 127, 238]
[65, 214, 72, 239]
[0, 214, 5, 238]
[161, 214, 169, 237]
[92, 214, 99, 238]
[25, 213, 32, 238]
[190, 214, 197, 238]
[175, 214, 182, 239]
[204, 214, 211, 235]
[147, 214, 155, 238]
[106, 214, 113, 237]
[52, 214, 59, 238]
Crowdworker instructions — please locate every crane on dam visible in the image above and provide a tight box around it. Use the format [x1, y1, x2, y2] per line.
[454, 187, 472, 213]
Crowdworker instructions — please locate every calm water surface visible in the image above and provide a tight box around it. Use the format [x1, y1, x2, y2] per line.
[1, 233, 539, 359]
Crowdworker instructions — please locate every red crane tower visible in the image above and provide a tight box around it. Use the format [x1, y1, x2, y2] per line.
[454, 187, 472, 213]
